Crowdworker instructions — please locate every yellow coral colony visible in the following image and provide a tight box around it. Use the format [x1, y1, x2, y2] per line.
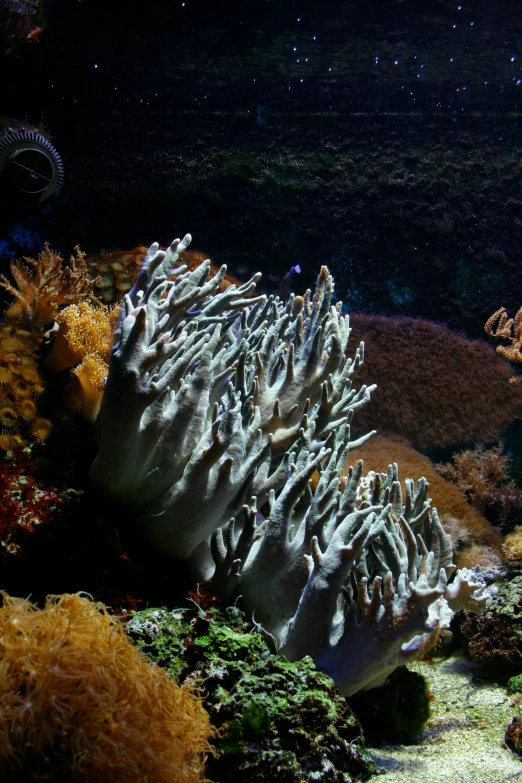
[0, 592, 212, 783]
[0, 244, 99, 449]
[45, 302, 119, 423]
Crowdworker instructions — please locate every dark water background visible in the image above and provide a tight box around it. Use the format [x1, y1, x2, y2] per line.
[1, 0, 522, 337]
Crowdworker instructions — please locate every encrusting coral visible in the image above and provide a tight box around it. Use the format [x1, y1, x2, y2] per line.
[0, 592, 212, 783]
[89, 232, 487, 696]
[348, 314, 522, 449]
[86, 245, 244, 305]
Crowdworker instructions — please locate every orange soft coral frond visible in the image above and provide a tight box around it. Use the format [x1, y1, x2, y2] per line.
[0, 244, 99, 327]
[0, 592, 212, 783]
[485, 306, 522, 382]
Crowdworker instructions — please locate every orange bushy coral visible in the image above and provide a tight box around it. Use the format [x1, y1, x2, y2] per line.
[0, 244, 97, 328]
[349, 314, 522, 449]
[485, 306, 522, 382]
[0, 592, 212, 783]
[351, 435, 503, 567]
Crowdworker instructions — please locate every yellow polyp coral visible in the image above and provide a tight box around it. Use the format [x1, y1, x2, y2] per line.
[73, 354, 109, 423]
[45, 302, 120, 422]
[0, 243, 99, 328]
[0, 405, 18, 432]
[46, 301, 118, 373]
[0, 592, 212, 783]
[30, 417, 53, 442]
[16, 398, 37, 421]
[86, 245, 149, 304]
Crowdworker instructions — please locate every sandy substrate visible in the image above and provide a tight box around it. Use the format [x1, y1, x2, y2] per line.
[368, 653, 522, 782]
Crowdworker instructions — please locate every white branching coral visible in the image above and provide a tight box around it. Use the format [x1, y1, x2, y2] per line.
[90, 233, 486, 696]
[90, 235, 374, 559]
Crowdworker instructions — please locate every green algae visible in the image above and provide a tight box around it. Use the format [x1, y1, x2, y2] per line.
[127, 603, 377, 782]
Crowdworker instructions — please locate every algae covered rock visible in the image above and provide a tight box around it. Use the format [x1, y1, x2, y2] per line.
[460, 572, 522, 672]
[127, 601, 377, 782]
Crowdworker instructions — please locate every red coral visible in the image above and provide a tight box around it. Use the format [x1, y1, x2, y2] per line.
[0, 446, 76, 556]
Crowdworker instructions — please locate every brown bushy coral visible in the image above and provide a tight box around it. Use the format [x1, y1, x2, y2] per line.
[0, 592, 212, 783]
[351, 435, 503, 567]
[435, 445, 522, 532]
[0, 243, 100, 448]
[349, 314, 522, 449]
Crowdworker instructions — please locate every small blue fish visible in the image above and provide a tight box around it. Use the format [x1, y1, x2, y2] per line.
[278, 264, 301, 298]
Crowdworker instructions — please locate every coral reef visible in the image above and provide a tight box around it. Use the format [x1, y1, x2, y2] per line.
[349, 314, 522, 449]
[0, 592, 212, 783]
[90, 234, 486, 697]
[128, 602, 377, 782]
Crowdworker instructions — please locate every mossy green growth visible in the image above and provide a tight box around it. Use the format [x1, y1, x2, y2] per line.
[192, 613, 268, 665]
[125, 606, 194, 679]
[508, 673, 522, 694]
[127, 603, 377, 782]
[127, 602, 267, 680]
[210, 654, 376, 781]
